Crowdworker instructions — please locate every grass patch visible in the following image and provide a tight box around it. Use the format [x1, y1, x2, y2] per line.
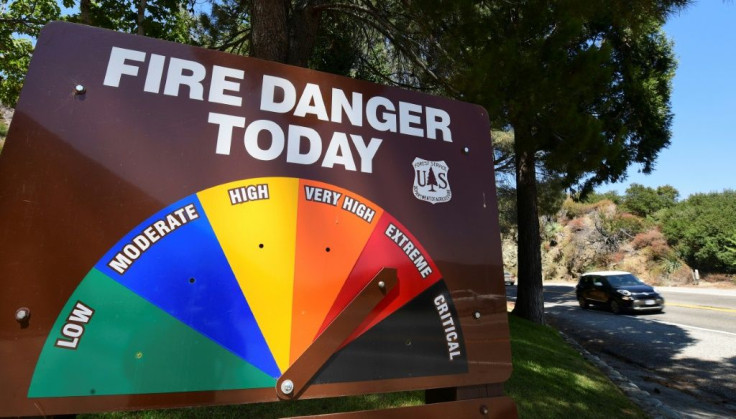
[0, 120, 7, 154]
[78, 315, 645, 418]
[505, 314, 646, 418]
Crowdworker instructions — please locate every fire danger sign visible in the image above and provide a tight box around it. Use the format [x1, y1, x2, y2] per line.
[0, 22, 512, 416]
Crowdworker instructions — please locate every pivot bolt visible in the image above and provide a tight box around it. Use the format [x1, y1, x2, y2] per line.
[280, 379, 294, 395]
[74, 84, 86, 95]
[378, 281, 386, 290]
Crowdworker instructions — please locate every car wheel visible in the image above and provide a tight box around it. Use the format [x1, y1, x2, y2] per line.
[609, 299, 621, 314]
[578, 296, 588, 309]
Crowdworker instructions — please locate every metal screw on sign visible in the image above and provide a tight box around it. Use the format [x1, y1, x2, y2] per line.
[15, 307, 30, 322]
[473, 311, 481, 319]
[280, 379, 294, 396]
[462, 146, 470, 155]
[480, 405, 489, 415]
[378, 281, 386, 290]
[74, 84, 86, 95]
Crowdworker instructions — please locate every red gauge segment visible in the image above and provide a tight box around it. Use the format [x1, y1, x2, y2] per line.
[319, 211, 442, 344]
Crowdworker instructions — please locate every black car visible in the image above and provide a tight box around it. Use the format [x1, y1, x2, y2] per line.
[576, 271, 664, 314]
[504, 271, 516, 286]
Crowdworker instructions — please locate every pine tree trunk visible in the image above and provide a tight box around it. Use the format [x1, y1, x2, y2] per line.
[137, 0, 147, 35]
[511, 144, 545, 324]
[250, 1, 323, 66]
[80, 0, 91, 25]
[287, 2, 322, 67]
[251, 0, 289, 63]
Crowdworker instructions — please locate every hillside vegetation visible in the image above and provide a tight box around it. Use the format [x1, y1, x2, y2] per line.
[0, 106, 11, 154]
[503, 186, 736, 286]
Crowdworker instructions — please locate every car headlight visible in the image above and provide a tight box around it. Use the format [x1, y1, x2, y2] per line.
[616, 289, 631, 296]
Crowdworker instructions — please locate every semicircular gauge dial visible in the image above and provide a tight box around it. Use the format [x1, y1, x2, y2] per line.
[28, 178, 468, 398]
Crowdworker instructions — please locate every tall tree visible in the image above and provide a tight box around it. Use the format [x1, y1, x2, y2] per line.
[2, 1, 690, 325]
[0, 0, 61, 105]
[622, 183, 679, 217]
[661, 190, 736, 273]
[407, 0, 689, 323]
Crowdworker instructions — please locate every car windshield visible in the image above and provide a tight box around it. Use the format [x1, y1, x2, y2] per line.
[606, 274, 644, 287]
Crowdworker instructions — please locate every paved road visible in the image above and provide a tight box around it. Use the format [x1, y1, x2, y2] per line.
[507, 283, 736, 418]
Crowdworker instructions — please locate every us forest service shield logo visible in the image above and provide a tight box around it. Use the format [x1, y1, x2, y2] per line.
[412, 158, 452, 204]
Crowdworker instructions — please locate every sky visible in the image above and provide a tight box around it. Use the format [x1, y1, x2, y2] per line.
[599, 1, 736, 198]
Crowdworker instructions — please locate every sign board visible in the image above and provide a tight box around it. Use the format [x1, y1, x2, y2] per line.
[0, 22, 513, 416]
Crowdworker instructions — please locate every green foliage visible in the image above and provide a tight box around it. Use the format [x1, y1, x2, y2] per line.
[0, 119, 8, 137]
[603, 213, 647, 238]
[412, 0, 685, 193]
[661, 190, 736, 273]
[496, 178, 565, 239]
[726, 235, 736, 263]
[0, 0, 194, 107]
[492, 129, 515, 174]
[402, 0, 688, 322]
[594, 212, 647, 253]
[584, 190, 622, 205]
[622, 183, 679, 217]
[0, 0, 62, 106]
[496, 184, 517, 237]
[537, 175, 568, 218]
[193, 0, 250, 53]
[64, 0, 194, 42]
[561, 197, 601, 219]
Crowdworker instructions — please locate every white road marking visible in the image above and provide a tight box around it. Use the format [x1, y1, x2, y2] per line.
[633, 318, 736, 337]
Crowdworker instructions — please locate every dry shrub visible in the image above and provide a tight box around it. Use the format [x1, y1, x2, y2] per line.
[568, 218, 586, 232]
[669, 265, 695, 284]
[562, 198, 597, 219]
[608, 251, 625, 264]
[632, 229, 666, 250]
[609, 212, 646, 236]
[703, 273, 736, 286]
[593, 200, 618, 217]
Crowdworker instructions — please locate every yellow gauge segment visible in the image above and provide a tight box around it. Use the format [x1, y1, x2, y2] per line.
[198, 177, 299, 372]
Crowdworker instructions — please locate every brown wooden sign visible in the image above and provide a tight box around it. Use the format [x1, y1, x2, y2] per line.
[0, 22, 513, 416]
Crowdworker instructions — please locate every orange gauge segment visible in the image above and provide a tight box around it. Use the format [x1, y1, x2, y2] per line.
[290, 180, 383, 364]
